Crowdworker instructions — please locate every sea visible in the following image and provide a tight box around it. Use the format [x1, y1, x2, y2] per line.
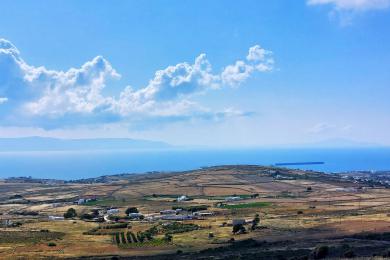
[0, 148, 389, 180]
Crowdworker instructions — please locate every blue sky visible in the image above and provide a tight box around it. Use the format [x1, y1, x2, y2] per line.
[0, 0, 389, 146]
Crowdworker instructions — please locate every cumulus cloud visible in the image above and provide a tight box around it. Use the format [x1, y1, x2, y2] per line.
[0, 39, 272, 128]
[222, 45, 273, 86]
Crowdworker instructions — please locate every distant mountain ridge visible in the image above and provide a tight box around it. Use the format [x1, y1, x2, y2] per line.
[0, 137, 171, 151]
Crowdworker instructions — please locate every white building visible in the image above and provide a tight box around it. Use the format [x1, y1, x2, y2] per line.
[177, 195, 189, 202]
[193, 211, 214, 217]
[49, 216, 65, 221]
[161, 214, 193, 220]
[107, 208, 120, 215]
[160, 209, 177, 215]
[225, 196, 242, 202]
[128, 213, 143, 219]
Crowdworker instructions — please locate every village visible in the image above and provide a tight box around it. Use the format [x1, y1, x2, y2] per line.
[1, 165, 390, 259]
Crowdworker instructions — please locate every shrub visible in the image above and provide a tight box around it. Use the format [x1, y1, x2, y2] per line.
[47, 242, 57, 247]
[103, 223, 128, 229]
[126, 232, 132, 243]
[251, 214, 260, 230]
[232, 224, 246, 234]
[343, 250, 355, 258]
[125, 207, 139, 214]
[312, 245, 329, 259]
[130, 232, 138, 243]
[80, 213, 94, 220]
[172, 205, 208, 212]
[162, 222, 199, 234]
[164, 233, 173, 242]
[115, 233, 120, 244]
[64, 208, 77, 219]
[120, 232, 126, 244]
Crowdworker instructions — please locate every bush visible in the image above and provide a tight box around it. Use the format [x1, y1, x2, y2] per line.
[103, 223, 129, 229]
[251, 214, 260, 230]
[120, 232, 126, 244]
[115, 233, 120, 244]
[64, 208, 77, 219]
[312, 245, 329, 259]
[232, 224, 246, 234]
[172, 205, 208, 212]
[126, 232, 132, 243]
[164, 233, 173, 242]
[80, 213, 94, 220]
[47, 242, 57, 247]
[343, 250, 355, 258]
[125, 207, 139, 215]
[162, 222, 199, 234]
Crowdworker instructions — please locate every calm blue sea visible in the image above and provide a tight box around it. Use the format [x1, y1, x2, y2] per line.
[0, 148, 389, 180]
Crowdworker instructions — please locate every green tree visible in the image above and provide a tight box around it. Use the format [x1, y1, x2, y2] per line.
[64, 208, 77, 218]
[125, 207, 139, 214]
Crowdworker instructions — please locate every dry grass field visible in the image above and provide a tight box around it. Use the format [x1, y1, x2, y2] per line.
[1, 165, 390, 259]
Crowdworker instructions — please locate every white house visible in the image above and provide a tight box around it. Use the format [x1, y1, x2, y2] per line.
[193, 211, 214, 217]
[225, 196, 242, 202]
[107, 208, 120, 215]
[177, 195, 189, 202]
[160, 209, 177, 215]
[161, 214, 193, 220]
[49, 216, 65, 221]
[128, 213, 143, 219]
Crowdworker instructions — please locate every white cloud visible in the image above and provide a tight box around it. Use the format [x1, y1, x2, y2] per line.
[307, 122, 336, 134]
[307, 122, 353, 134]
[0, 39, 273, 128]
[0, 97, 8, 104]
[307, 0, 390, 25]
[308, 0, 390, 11]
[221, 61, 254, 86]
[222, 45, 273, 86]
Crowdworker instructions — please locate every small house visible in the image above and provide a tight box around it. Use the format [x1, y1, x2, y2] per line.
[107, 208, 120, 215]
[177, 195, 189, 202]
[48, 216, 65, 221]
[225, 196, 242, 202]
[128, 213, 144, 219]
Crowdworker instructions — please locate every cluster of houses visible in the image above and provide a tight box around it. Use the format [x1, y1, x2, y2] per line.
[74, 196, 97, 205]
[48, 194, 254, 225]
